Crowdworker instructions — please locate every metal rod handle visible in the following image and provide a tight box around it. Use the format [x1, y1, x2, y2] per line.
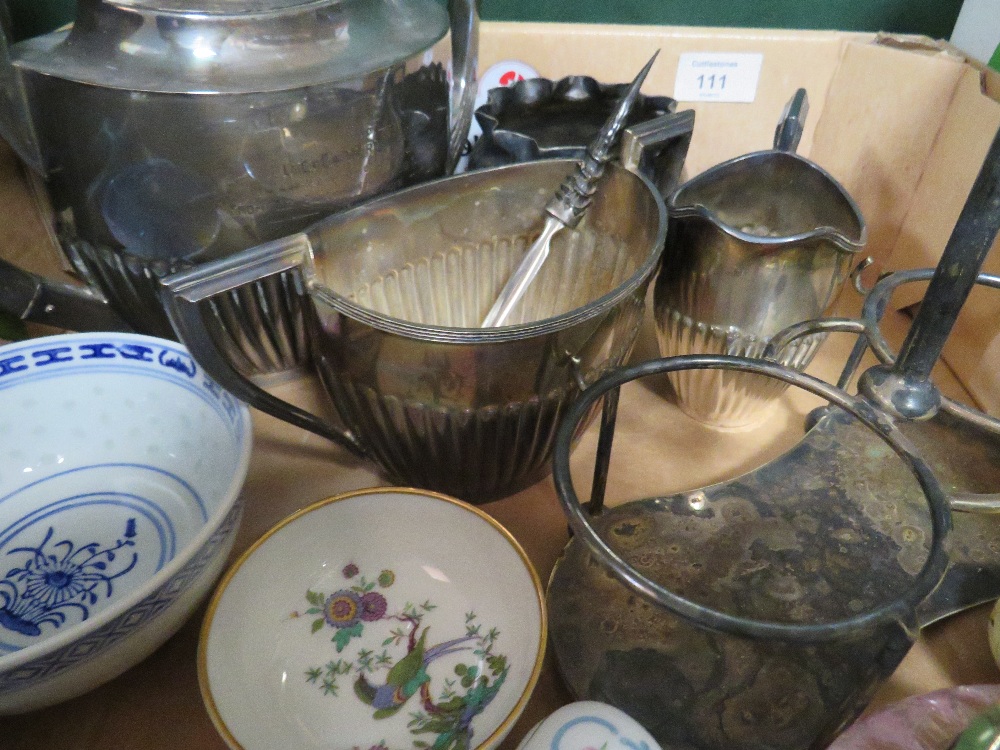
[552, 353, 951, 642]
[860, 127, 1000, 419]
[895, 127, 1000, 378]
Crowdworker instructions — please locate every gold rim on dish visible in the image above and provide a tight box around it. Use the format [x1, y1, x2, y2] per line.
[197, 485, 547, 750]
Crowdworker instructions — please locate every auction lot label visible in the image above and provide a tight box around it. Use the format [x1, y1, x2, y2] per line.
[673, 52, 764, 103]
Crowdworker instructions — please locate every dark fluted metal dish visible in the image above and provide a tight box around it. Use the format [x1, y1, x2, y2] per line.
[469, 75, 682, 193]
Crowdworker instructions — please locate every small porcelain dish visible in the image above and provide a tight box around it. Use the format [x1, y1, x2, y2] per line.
[516, 701, 663, 750]
[199, 487, 546, 750]
[0, 332, 252, 713]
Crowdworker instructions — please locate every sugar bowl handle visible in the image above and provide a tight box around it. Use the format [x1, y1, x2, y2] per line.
[160, 235, 368, 458]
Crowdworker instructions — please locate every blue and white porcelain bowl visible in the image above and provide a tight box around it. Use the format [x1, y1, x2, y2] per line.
[199, 487, 546, 750]
[0, 332, 252, 713]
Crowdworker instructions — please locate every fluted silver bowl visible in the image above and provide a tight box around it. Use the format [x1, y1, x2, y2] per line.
[164, 159, 667, 502]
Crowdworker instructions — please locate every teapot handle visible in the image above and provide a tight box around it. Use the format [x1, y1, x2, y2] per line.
[0, 257, 132, 332]
[445, 0, 480, 174]
[0, 16, 44, 174]
[160, 235, 368, 458]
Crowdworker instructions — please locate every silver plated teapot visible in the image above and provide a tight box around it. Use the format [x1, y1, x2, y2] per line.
[0, 0, 478, 374]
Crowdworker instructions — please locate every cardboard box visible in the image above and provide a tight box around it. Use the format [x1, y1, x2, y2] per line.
[475, 22, 1000, 414]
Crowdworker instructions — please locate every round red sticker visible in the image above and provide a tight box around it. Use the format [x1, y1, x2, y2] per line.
[499, 70, 524, 86]
[455, 59, 540, 172]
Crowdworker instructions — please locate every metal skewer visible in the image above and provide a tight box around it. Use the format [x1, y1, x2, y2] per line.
[481, 51, 659, 328]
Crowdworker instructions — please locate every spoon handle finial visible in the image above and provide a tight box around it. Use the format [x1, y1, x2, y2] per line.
[546, 50, 660, 228]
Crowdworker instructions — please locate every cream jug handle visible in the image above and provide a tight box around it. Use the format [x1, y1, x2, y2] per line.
[160, 236, 369, 458]
[773, 87, 809, 153]
[445, 0, 480, 174]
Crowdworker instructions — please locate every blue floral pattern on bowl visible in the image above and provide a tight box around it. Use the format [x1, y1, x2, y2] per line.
[0, 520, 139, 638]
[0, 332, 253, 713]
[0, 501, 243, 696]
[0, 462, 204, 655]
[297, 562, 510, 750]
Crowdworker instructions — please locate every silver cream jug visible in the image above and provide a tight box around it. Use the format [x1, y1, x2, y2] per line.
[0, 0, 478, 374]
[653, 90, 867, 429]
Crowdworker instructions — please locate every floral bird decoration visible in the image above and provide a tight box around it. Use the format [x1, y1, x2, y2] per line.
[296, 562, 510, 750]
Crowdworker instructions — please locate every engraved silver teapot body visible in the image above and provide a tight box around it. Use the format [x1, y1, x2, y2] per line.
[0, 0, 478, 375]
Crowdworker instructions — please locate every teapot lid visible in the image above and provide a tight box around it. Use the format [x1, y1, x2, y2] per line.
[10, 0, 449, 95]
